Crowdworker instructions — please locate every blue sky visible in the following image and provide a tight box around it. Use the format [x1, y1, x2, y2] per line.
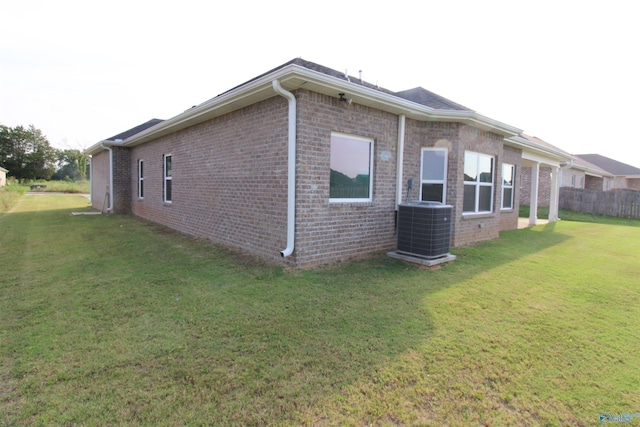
[2, 0, 639, 167]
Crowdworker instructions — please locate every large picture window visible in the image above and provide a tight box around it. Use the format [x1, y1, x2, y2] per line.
[501, 163, 515, 210]
[463, 151, 494, 214]
[420, 148, 447, 203]
[329, 133, 373, 202]
[138, 159, 144, 199]
[163, 154, 172, 203]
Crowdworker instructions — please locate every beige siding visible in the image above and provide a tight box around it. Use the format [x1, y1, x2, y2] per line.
[90, 150, 110, 211]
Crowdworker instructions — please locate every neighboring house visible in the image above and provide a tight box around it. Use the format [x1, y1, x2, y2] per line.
[0, 166, 8, 186]
[574, 154, 640, 191]
[561, 156, 613, 191]
[85, 58, 570, 267]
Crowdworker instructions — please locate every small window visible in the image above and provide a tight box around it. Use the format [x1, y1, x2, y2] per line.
[138, 159, 144, 199]
[501, 163, 515, 210]
[329, 133, 373, 202]
[463, 151, 494, 214]
[420, 148, 448, 203]
[164, 154, 172, 203]
[571, 175, 576, 187]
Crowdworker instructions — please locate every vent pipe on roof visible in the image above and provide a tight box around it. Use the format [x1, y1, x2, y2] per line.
[272, 80, 296, 258]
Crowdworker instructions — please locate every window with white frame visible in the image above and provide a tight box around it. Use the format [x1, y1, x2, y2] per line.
[138, 159, 144, 199]
[420, 148, 447, 203]
[463, 151, 494, 214]
[329, 132, 373, 202]
[501, 163, 515, 210]
[163, 154, 172, 203]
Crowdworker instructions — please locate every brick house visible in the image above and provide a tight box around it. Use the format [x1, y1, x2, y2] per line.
[561, 156, 613, 191]
[85, 58, 570, 267]
[574, 154, 640, 191]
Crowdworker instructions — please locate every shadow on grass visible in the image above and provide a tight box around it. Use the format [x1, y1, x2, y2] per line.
[0, 196, 575, 425]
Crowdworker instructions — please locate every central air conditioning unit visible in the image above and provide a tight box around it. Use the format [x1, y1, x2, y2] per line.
[396, 201, 452, 259]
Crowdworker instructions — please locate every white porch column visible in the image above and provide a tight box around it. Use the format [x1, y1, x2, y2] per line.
[549, 166, 560, 222]
[529, 162, 540, 226]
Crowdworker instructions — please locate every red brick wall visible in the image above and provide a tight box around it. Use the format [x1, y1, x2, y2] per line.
[112, 147, 131, 213]
[584, 174, 604, 191]
[520, 166, 552, 207]
[294, 90, 399, 266]
[499, 145, 522, 231]
[451, 126, 517, 246]
[400, 120, 521, 247]
[107, 88, 524, 266]
[130, 96, 290, 265]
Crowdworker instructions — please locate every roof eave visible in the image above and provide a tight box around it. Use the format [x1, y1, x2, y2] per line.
[84, 141, 109, 156]
[506, 135, 574, 164]
[114, 63, 523, 148]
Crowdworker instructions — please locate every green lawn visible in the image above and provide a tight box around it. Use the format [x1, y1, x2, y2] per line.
[1, 195, 639, 426]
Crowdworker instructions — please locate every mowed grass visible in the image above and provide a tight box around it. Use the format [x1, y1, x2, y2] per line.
[1, 195, 639, 426]
[0, 185, 27, 214]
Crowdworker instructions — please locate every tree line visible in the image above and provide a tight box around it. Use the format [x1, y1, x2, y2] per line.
[0, 124, 88, 182]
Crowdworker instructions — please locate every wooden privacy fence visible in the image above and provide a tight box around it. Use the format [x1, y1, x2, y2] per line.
[559, 187, 640, 219]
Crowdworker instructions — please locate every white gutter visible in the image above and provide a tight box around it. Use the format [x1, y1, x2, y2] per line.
[272, 80, 296, 258]
[115, 64, 523, 149]
[396, 115, 406, 209]
[100, 142, 114, 212]
[506, 135, 573, 163]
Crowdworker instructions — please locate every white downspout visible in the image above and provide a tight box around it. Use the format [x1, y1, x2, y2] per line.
[272, 80, 296, 257]
[100, 142, 113, 212]
[396, 114, 406, 209]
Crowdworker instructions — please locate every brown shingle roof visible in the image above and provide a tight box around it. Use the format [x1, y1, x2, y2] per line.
[107, 118, 164, 142]
[575, 154, 640, 176]
[217, 57, 473, 111]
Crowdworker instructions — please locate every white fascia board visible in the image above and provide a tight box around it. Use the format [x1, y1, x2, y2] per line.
[507, 135, 573, 165]
[584, 171, 606, 178]
[572, 165, 612, 178]
[116, 63, 523, 148]
[283, 66, 523, 137]
[85, 140, 114, 156]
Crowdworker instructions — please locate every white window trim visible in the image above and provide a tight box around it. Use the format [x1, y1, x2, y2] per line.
[329, 132, 374, 203]
[138, 159, 144, 200]
[163, 154, 172, 204]
[420, 147, 448, 203]
[463, 151, 494, 215]
[501, 163, 514, 210]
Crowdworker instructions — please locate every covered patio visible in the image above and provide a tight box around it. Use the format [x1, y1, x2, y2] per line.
[507, 134, 573, 227]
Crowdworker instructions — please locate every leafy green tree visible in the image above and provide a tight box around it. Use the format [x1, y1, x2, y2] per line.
[52, 149, 88, 181]
[0, 124, 57, 181]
